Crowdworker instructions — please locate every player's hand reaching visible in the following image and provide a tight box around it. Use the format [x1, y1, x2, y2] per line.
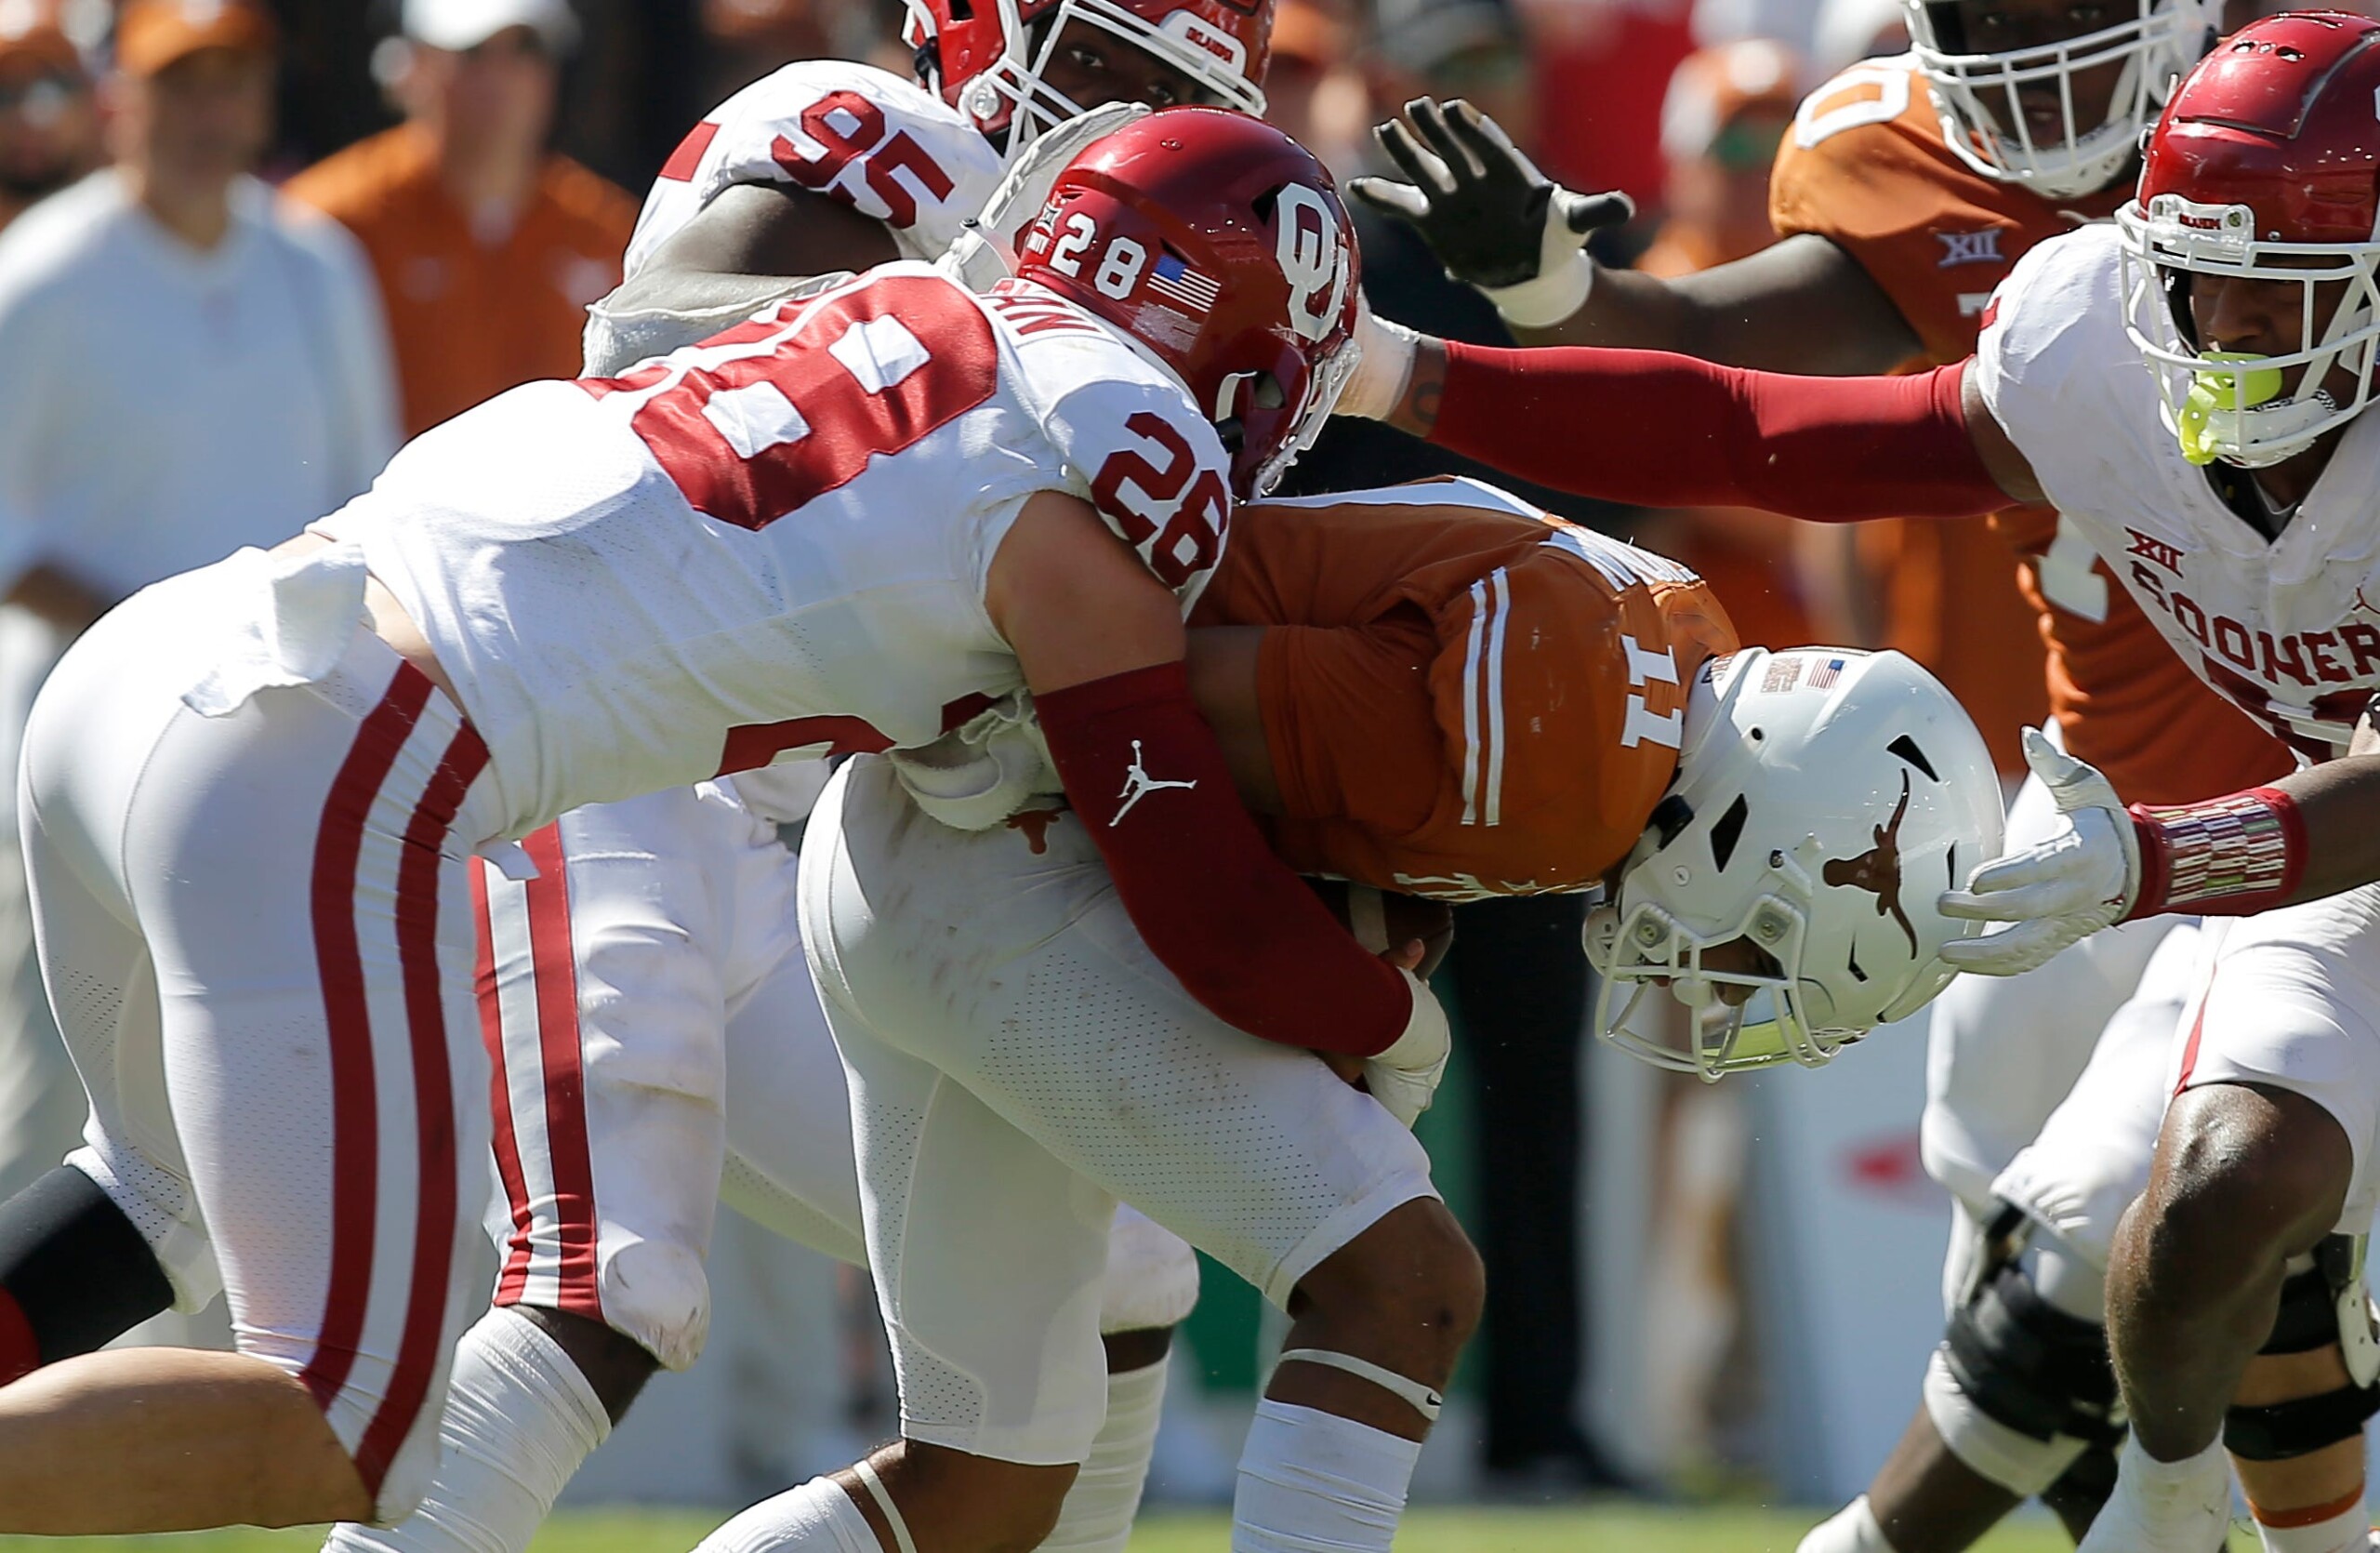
[1937, 729, 2140, 976]
[1350, 98, 1633, 328]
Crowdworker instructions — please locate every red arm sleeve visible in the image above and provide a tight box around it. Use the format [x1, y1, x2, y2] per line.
[1427, 343, 2006, 522]
[1035, 661, 1415, 1055]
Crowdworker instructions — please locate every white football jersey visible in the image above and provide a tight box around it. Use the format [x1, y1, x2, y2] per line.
[626, 60, 1005, 278]
[322, 263, 1232, 838]
[1977, 223, 2380, 763]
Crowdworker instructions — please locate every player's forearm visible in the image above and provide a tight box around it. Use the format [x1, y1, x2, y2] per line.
[2279, 753, 2380, 902]
[1036, 662, 1419, 1055]
[1512, 235, 1922, 375]
[1384, 338, 2010, 521]
[2121, 751, 2380, 920]
[1506, 264, 1704, 352]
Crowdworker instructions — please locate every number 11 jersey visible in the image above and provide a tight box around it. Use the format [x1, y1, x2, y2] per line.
[321, 263, 1231, 840]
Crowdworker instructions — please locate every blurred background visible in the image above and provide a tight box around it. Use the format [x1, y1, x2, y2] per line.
[0, 0, 2330, 1528]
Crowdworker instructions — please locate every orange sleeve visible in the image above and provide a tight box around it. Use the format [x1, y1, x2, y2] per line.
[1769, 60, 2022, 365]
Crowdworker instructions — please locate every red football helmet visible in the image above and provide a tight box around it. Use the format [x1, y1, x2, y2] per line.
[904, 0, 1269, 153]
[1012, 108, 1359, 498]
[2116, 12, 2380, 467]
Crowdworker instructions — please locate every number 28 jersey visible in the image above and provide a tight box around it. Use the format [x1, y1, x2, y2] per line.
[627, 60, 1004, 277]
[323, 264, 1232, 839]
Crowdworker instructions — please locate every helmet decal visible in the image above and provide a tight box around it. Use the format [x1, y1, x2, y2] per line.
[1820, 774, 1918, 957]
[1273, 182, 1349, 344]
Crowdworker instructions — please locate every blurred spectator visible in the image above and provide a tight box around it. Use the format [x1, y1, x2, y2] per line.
[1625, 40, 1799, 1485]
[1261, 0, 1368, 176]
[1280, 0, 1631, 1497]
[287, 0, 636, 435]
[0, 0, 397, 1207]
[0, 4, 98, 232]
[1514, 0, 1696, 218]
[1807, 0, 1904, 77]
[1633, 38, 1816, 657]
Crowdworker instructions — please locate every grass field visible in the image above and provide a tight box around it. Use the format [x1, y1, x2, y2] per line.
[0, 1505, 2103, 1553]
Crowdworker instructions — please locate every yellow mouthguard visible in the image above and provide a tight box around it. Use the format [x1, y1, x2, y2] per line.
[2177, 352, 2285, 466]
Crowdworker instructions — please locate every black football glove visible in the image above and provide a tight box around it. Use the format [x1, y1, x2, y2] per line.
[1350, 98, 1633, 325]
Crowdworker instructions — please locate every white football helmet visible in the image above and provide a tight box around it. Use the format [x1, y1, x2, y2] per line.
[1586, 647, 2004, 1080]
[1904, 0, 2217, 200]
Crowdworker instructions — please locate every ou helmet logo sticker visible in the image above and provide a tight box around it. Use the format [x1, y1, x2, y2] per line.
[1274, 183, 1350, 344]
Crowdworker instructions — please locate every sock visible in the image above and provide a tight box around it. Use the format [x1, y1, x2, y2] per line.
[2102, 1436, 2230, 1553]
[1232, 1399, 1423, 1553]
[1045, 1358, 1169, 1553]
[1797, 1496, 1894, 1553]
[2254, 1483, 2370, 1553]
[694, 1476, 881, 1553]
[323, 1308, 612, 1553]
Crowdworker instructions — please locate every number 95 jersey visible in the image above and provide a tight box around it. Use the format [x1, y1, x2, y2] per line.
[627, 60, 1006, 277]
[322, 264, 1231, 840]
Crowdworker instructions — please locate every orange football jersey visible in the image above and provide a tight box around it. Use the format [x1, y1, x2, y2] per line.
[1193, 482, 1739, 901]
[1769, 57, 2290, 798]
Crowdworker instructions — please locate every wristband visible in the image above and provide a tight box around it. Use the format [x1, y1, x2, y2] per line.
[1479, 248, 1594, 330]
[2126, 786, 2306, 919]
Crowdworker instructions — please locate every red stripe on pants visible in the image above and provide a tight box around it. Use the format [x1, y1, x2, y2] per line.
[521, 823, 603, 1320]
[353, 719, 492, 1495]
[476, 866, 537, 1306]
[302, 668, 434, 1415]
[2175, 972, 2215, 1095]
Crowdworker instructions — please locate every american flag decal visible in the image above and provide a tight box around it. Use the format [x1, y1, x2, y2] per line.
[1808, 656, 1845, 689]
[1147, 252, 1220, 314]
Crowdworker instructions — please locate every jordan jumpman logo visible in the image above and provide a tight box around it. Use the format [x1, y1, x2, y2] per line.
[1112, 739, 1197, 824]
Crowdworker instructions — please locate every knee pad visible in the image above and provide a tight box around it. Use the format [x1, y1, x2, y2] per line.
[1924, 1348, 2093, 1497]
[1941, 1236, 2122, 1449]
[2225, 1235, 2380, 1462]
[0, 1164, 173, 1380]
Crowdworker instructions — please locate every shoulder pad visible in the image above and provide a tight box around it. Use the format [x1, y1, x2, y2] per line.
[628, 58, 1005, 274]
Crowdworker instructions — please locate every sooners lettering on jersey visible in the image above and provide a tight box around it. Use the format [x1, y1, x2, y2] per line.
[1979, 225, 2380, 764]
[1193, 479, 1739, 901]
[327, 262, 1233, 837]
[626, 59, 1004, 277]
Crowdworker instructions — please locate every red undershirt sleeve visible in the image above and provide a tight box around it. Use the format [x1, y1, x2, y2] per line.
[1036, 660, 1415, 1055]
[1427, 342, 2007, 522]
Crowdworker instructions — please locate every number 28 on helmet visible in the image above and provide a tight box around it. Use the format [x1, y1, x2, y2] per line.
[1012, 107, 1361, 498]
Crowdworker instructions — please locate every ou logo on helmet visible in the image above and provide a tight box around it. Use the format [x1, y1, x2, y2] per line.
[1274, 182, 1350, 343]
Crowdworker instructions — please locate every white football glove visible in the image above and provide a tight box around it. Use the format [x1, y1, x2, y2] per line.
[1334, 293, 1421, 421]
[884, 692, 1060, 831]
[1937, 727, 2141, 976]
[1362, 968, 1450, 1128]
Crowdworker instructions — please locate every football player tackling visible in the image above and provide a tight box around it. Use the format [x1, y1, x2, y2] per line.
[0, 112, 1418, 1534]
